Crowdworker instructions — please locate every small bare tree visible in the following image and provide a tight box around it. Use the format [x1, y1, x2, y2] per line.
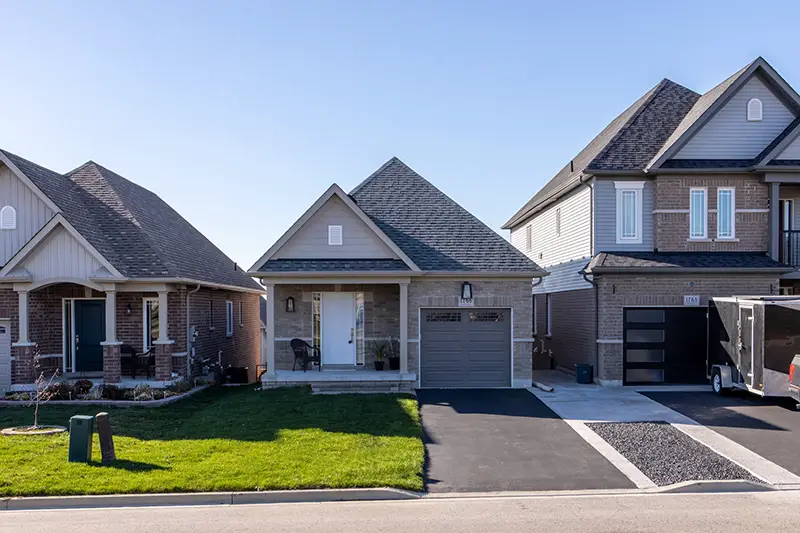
[27, 345, 59, 429]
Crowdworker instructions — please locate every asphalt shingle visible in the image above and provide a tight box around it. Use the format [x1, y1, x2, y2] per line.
[258, 259, 410, 272]
[586, 252, 789, 272]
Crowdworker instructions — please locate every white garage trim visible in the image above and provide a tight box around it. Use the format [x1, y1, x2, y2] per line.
[417, 306, 513, 389]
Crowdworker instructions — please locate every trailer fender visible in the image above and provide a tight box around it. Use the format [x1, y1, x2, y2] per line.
[713, 365, 734, 389]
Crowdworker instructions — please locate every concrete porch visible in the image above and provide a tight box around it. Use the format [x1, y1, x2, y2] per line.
[261, 369, 417, 393]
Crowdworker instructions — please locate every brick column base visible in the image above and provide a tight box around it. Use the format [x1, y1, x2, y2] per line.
[12, 344, 36, 384]
[103, 343, 122, 384]
[154, 342, 173, 381]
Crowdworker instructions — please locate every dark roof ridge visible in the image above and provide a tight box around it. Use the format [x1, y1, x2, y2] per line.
[349, 156, 404, 196]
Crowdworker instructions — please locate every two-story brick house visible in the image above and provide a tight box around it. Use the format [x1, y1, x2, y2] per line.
[504, 57, 799, 386]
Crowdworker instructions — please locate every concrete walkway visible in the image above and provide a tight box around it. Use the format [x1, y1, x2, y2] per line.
[528, 372, 800, 489]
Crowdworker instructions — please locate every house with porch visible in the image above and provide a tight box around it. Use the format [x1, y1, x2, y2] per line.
[249, 157, 545, 391]
[0, 149, 263, 393]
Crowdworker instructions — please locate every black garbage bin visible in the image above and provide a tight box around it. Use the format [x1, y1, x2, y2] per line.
[575, 364, 593, 384]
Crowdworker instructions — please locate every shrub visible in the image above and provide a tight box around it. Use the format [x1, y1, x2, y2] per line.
[101, 384, 122, 401]
[168, 380, 193, 394]
[73, 380, 94, 395]
[132, 384, 154, 401]
[45, 382, 74, 401]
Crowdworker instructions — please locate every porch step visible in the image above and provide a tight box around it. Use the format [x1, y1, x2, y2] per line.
[310, 381, 414, 394]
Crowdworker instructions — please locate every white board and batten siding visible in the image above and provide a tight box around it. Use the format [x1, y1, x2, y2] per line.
[594, 178, 654, 252]
[510, 185, 592, 294]
[0, 164, 55, 266]
[22, 225, 103, 281]
[675, 75, 796, 160]
[274, 195, 398, 259]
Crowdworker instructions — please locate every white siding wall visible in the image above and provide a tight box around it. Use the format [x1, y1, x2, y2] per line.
[675, 75, 796, 160]
[0, 165, 55, 266]
[594, 178, 655, 251]
[777, 135, 800, 160]
[22, 225, 102, 281]
[275, 195, 398, 259]
[510, 185, 591, 293]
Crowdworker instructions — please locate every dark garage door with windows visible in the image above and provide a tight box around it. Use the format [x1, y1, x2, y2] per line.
[420, 308, 511, 388]
[623, 307, 707, 385]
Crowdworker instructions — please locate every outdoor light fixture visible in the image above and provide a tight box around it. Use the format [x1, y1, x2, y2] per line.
[286, 296, 295, 313]
[126, 303, 132, 315]
[461, 282, 473, 300]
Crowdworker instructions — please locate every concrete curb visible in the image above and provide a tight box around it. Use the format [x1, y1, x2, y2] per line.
[0, 488, 421, 511]
[0, 386, 209, 409]
[656, 479, 775, 494]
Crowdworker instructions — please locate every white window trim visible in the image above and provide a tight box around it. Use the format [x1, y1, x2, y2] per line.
[689, 187, 708, 240]
[555, 208, 562, 237]
[614, 181, 644, 245]
[0, 205, 16, 230]
[717, 187, 736, 240]
[525, 224, 532, 252]
[225, 300, 234, 337]
[328, 225, 343, 246]
[143, 297, 159, 352]
[747, 98, 763, 122]
[545, 294, 552, 337]
[238, 300, 243, 327]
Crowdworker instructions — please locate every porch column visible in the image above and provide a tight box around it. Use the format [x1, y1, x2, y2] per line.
[12, 287, 35, 384]
[101, 285, 123, 384]
[399, 282, 408, 374]
[770, 182, 780, 261]
[265, 284, 276, 376]
[153, 290, 174, 382]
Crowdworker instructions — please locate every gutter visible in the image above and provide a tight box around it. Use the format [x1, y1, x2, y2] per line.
[248, 270, 550, 279]
[586, 267, 794, 275]
[186, 284, 201, 379]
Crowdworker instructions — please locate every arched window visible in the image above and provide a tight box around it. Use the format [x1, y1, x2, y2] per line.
[747, 98, 763, 121]
[0, 206, 16, 229]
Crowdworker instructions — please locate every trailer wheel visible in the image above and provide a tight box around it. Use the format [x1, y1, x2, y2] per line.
[712, 368, 727, 396]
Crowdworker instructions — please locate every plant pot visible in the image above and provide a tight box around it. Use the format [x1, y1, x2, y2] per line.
[374, 361, 385, 371]
[388, 357, 400, 371]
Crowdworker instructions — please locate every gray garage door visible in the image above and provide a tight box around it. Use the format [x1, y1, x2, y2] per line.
[420, 308, 511, 388]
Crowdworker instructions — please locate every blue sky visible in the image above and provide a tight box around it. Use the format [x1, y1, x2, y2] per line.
[0, 0, 798, 268]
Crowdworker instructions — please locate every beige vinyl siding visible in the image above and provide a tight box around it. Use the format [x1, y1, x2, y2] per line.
[776, 135, 800, 160]
[274, 195, 398, 259]
[675, 75, 796, 160]
[21, 225, 102, 280]
[0, 164, 55, 266]
[594, 178, 654, 251]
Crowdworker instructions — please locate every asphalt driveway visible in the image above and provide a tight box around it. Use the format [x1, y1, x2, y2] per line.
[644, 391, 800, 476]
[417, 389, 634, 492]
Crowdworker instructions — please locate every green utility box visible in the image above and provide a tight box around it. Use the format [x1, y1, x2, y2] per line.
[575, 364, 594, 385]
[68, 415, 95, 463]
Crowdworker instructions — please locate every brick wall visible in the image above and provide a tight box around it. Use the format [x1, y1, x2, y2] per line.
[654, 176, 769, 252]
[595, 273, 778, 383]
[548, 288, 595, 373]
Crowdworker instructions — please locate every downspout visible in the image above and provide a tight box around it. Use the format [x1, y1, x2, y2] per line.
[186, 283, 201, 380]
[581, 269, 599, 373]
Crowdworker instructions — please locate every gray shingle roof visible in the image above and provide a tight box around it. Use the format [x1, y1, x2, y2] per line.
[586, 252, 790, 273]
[350, 158, 544, 273]
[1, 150, 260, 291]
[503, 79, 700, 229]
[258, 259, 410, 272]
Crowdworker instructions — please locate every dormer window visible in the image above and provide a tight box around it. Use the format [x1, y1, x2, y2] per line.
[0, 206, 16, 230]
[747, 98, 763, 121]
[328, 225, 343, 246]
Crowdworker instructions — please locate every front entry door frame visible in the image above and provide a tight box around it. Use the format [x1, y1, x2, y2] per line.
[63, 297, 106, 374]
[320, 292, 356, 366]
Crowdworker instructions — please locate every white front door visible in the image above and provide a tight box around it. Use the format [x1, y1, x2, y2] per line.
[321, 293, 356, 365]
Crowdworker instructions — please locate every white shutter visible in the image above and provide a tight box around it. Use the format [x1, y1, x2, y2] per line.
[328, 225, 343, 245]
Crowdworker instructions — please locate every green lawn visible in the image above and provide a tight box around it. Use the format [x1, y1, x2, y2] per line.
[0, 386, 424, 496]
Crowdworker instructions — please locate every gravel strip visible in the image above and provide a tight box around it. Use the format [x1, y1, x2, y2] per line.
[587, 421, 759, 486]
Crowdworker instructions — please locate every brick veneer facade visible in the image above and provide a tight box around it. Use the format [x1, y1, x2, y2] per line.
[594, 274, 778, 384]
[654, 175, 769, 252]
[541, 288, 595, 374]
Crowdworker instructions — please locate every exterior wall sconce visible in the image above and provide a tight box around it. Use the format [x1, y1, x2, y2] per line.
[126, 303, 132, 315]
[286, 296, 295, 313]
[461, 282, 473, 300]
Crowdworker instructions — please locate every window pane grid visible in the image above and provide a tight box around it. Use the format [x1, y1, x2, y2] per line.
[718, 189, 734, 238]
[690, 189, 706, 238]
[621, 191, 637, 238]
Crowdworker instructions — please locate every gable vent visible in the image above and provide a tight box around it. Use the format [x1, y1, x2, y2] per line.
[0, 205, 16, 230]
[747, 98, 763, 121]
[328, 225, 343, 246]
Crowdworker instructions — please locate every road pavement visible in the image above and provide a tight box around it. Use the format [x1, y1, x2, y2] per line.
[2, 490, 799, 533]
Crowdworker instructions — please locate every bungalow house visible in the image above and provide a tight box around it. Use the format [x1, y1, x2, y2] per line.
[0, 149, 263, 393]
[249, 157, 545, 391]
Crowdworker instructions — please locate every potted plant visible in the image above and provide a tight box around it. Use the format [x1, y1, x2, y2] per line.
[371, 338, 388, 371]
[387, 337, 400, 370]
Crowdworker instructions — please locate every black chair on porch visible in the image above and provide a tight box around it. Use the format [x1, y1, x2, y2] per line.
[120, 344, 155, 379]
[290, 339, 321, 372]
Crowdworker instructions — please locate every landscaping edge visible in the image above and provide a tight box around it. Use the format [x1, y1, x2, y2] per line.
[0, 385, 210, 409]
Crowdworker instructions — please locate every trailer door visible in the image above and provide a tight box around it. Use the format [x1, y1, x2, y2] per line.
[738, 306, 755, 388]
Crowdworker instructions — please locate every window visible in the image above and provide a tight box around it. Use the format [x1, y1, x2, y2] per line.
[532, 294, 538, 336]
[689, 188, 708, 239]
[238, 301, 243, 327]
[0, 206, 16, 230]
[717, 187, 735, 239]
[225, 301, 234, 336]
[615, 181, 644, 244]
[747, 98, 763, 121]
[525, 225, 532, 252]
[143, 298, 160, 352]
[545, 294, 552, 336]
[555, 208, 562, 237]
[328, 225, 343, 245]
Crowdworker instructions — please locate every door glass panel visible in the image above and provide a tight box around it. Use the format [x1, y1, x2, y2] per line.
[469, 311, 505, 322]
[626, 329, 665, 343]
[426, 312, 461, 322]
[625, 349, 665, 363]
[312, 293, 321, 350]
[626, 310, 665, 323]
[626, 368, 665, 382]
[64, 300, 72, 373]
[355, 292, 365, 365]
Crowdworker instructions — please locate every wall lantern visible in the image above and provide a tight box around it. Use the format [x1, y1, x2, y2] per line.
[286, 296, 295, 313]
[461, 282, 473, 300]
[126, 303, 133, 315]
